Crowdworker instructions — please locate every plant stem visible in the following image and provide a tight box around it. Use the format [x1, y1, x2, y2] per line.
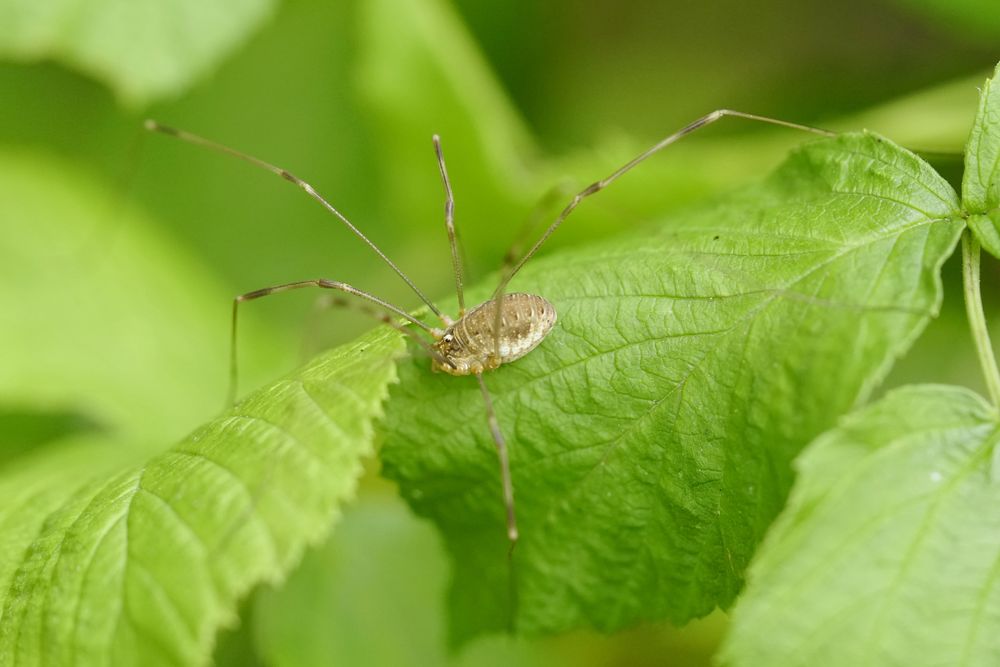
[962, 230, 1000, 407]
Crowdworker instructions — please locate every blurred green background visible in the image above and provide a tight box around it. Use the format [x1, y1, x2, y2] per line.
[1, 0, 998, 664]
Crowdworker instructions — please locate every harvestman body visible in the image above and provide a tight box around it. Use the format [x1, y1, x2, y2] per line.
[145, 110, 832, 545]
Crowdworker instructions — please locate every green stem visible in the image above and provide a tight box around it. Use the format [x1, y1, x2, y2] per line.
[962, 230, 1000, 407]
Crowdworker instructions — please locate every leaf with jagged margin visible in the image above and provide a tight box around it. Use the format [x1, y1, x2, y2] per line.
[0, 326, 403, 666]
[963, 62, 1000, 257]
[0, 0, 274, 106]
[720, 384, 1000, 666]
[380, 132, 965, 641]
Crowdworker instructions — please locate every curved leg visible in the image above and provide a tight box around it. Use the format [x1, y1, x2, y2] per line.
[145, 121, 446, 323]
[491, 181, 576, 359]
[496, 109, 836, 295]
[302, 292, 452, 366]
[501, 181, 576, 279]
[229, 278, 442, 405]
[433, 135, 465, 317]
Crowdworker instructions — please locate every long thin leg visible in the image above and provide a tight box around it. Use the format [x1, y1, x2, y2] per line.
[215, 286, 449, 557]
[229, 278, 442, 404]
[491, 182, 575, 361]
[495, 109, 836, 296]
[501, 181, 576, 278]
[303, 293, 453, 366]
[433, 135, 465, 317]
[476, 373, 518, 545]
[144, 120, 447, 324]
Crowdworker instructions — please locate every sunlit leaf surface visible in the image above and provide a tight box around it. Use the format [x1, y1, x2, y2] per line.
[381, 133, 964, 640]
[721, 385, 1000, 666]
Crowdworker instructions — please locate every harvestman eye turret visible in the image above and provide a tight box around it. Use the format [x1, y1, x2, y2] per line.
[145, 111, 833, 546]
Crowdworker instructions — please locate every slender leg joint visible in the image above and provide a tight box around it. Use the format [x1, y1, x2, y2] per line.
[476, 374, 518, 544]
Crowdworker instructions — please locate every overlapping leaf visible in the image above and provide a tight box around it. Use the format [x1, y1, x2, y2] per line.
[0, 150, 279, 445]
[0, 326, 402, 666]
[720, 385, 1000, 665]
[963, 63, 1000, 257]
[0, 0, 274, 105]
[381, 132, 965, 640]
[0, 151, 404, 665]
[721, 70, 1000, 665]
[251, 498, 544, 667]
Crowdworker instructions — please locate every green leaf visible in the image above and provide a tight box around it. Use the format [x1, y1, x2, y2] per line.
[0, 326, 403, 666]
[0, 149, 283, 445]
[355, 0, 540, 273]
[252, 498, 451, 667]
[963, 62, 1000, 257]
[890, 0, 1000, 40]
[0, 148, 401, 664]
[720, 384, 1000, 666]
[252, 496, 545, 667]
[0, 0, 274, 105]
[0, 406, 100, 466]
[967, 212, 1000, 258]
[380, 132, 964, 640]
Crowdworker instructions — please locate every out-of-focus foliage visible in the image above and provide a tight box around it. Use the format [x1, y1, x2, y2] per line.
[891, 0, 1000, 40]
[0, 0, 275, 105]
[253, 498, 542, 667]
[0, 150, 276, 444]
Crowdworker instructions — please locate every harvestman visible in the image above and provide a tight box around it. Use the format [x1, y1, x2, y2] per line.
[145, 111, 833, 545]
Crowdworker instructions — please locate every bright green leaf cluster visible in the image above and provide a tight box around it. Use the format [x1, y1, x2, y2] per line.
[3, 0, 1000, 663]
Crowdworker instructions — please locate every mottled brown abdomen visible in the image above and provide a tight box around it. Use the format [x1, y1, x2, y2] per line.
[432, 293, 557, 375]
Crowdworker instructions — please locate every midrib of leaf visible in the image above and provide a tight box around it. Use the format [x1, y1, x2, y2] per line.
[721, 386, 1000, 666]
[814, 144, 958, 216]
[961, 526, 1000, 666]
[742, 425, 983, 618]
[861, 427, 1000, 665]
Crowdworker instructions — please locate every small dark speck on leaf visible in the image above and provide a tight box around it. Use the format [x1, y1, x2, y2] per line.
[713, 235, 720, 240]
